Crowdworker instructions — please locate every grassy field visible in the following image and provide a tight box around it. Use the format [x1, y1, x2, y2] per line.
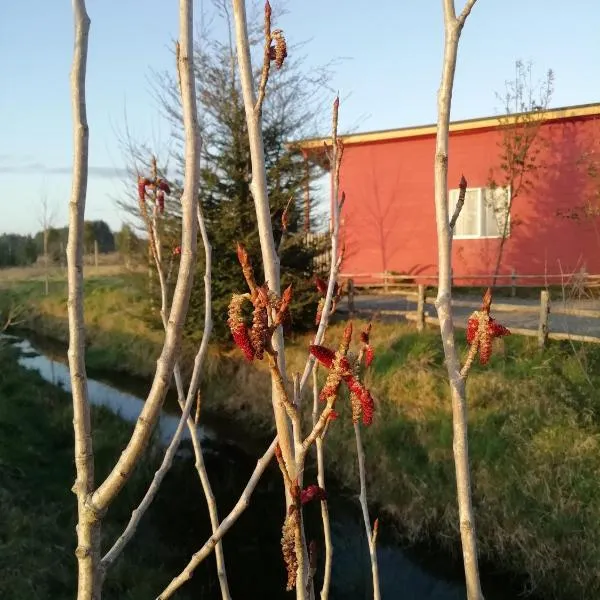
[4, 273, 600, 598]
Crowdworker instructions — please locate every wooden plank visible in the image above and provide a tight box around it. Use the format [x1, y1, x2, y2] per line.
[402, 313, 600, 344]
[538, 290, 550, 348]
[416, 284, 426, 332]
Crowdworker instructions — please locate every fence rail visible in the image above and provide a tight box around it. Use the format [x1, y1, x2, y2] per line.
[340, 268, 599, 295]
[344, 281, 600, 346]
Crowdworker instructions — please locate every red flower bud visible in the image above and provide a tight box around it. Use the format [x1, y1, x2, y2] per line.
[138, 176, 150, 202]
[300, 484, 327, 505]
[309, 345, 335, 369]
[364, 345, 374, 367]
[156, 178, 171, 194]
[344, 375, 375, 425]
[360, 323, 372, 345]
[173, 245, 181, 256]
[157, 190, 165, 213]
[466, 315, 479, 345]
[315, 277, 328, 296]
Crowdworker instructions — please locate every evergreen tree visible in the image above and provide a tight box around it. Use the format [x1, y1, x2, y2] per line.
[124, 3, 333, 341]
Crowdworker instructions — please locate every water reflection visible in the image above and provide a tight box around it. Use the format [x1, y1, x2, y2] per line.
[12, 337, 216, 446]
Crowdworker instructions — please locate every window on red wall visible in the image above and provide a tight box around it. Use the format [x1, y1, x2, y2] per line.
[449, 186, 511, 239]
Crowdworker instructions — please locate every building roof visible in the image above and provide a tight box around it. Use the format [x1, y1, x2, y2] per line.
[296, 102, 600, 151]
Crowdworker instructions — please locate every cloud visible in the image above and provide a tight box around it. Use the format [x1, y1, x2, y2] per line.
[0, 161, 129, 179]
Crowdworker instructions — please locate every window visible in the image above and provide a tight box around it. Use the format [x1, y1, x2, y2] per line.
[449, 186, 511, 239]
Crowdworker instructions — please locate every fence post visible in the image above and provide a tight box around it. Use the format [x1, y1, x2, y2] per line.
[416, 284, 426, 332]
[94, 239, 99, 268]
[347, 278, 355, 315]
[538, 290, 550, 349]
[511, 269, 517, 297]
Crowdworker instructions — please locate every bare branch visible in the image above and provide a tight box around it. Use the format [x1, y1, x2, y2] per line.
[157, 438, 278, 599]
[433, 1, 483, 599]
[312, 367, 332, 599]
[298, 96, 344, 394]
[67, 1, 100, 596]
[91, 0, 200, 514]
[354, 422, 381, 600]
[449, 174, 467, 233]
[457, 0, 478, 26]
[101, 199, 230, 596]
[231, 0, 296, 502]
[255, 0, 272, 115]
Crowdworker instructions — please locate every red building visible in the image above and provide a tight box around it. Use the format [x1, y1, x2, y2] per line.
[298, 103, 600, 287]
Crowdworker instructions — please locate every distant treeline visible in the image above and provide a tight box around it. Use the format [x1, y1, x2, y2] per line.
[0, 221, 142, 268]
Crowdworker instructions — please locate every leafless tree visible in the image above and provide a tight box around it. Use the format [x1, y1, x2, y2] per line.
[489, 60, 554, 284]
[67, 0, 201, 597]
[433, 1, 484, 599]
[39, 191, 57, 295]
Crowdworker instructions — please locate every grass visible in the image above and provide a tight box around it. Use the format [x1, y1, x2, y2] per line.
[5, 275, 600, 598]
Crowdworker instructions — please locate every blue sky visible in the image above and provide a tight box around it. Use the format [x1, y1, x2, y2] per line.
[1, 0, 598, 235]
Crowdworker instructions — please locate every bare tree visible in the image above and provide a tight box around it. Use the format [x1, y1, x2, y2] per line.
[433, 2, 484, 599]
[490, 60, 554, 284]
[67, 0, 201, 597]
[39, 191, 57, 295]
[67, 2, 96, 596]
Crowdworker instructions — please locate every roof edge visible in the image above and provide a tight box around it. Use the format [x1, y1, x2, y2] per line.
[294, 102, 600, 151]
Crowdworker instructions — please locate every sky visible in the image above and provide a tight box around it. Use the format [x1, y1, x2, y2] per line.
[1, 0, 599, 236]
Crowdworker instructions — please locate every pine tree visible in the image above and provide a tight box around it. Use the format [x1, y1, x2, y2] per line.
[136, 3, 332, 341]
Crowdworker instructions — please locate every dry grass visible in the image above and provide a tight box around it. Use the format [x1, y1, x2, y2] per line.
[0, 254, 142, 288]
[8, 278, 600, 599]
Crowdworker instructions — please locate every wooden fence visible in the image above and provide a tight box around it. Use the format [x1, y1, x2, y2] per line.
[304, 232, 331, 273]
[345, 281, 600, 346]
[340, 268, 600, 295]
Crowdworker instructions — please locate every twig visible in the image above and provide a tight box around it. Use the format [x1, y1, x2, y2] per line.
[231, 0, 296, 501]
[298, 96, 345, 394]
[312, 367, 332, 600]
[101, 198, 231, 597]
[278, 195, 293, 256]
[353, 343, 380, 599]
[457, 0, 478, 25]
[255, 0, 272, 116]
[354, 422, 380, 600]
[157, 438, 278, 599]
[449, 174, 467, 233]
[90, 0, 200, 532]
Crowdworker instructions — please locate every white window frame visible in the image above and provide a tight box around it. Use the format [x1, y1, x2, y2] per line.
[449, 185, 511, 240]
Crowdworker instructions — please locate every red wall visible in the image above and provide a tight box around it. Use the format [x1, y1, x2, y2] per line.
[337, 115, 600, 286]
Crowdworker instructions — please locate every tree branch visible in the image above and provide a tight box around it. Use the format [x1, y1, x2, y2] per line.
[157, 438, 278, 599]
[312, 368, 332, 600]
[433, 2, 483, 599]
[457, 0, 478, 26]
[91, 0, 200, 514]
[298, 97, 344, 394]
[67, 2, 100, 597]
[449, 174, 467, 233]
[231, 0, 296, 503]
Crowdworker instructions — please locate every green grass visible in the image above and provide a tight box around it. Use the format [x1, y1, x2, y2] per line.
[6, 276, 600, 598]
